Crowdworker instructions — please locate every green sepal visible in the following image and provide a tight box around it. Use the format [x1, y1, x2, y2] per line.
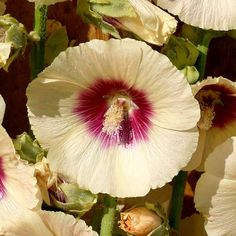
[13, 132, 45, 163]
[91, 0, 136, 18]
[161, 35, 199, 70]
[45, 26, 68, 65]
[50, 183, 97, 217]
[77, 0, 136, 38]
[145, 202, 170, 236]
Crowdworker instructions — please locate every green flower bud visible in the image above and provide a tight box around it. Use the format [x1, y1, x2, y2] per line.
[13, 132, 45, 163]
[50, 182, 97, 217]
[0, 14, 28, 71]
[161, 35, 199, 70]
[181, 66, 199, 84]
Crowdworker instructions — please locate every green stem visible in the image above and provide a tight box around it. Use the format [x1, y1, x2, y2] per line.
[100, 195, 117, 236]
[168, 171, 188, 232]
[196, 31, 224, 81]
[31, 5, 48, 79]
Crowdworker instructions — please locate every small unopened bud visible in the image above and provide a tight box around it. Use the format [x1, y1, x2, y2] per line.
[119, 207, 162, 236]
[181, 65, 199, 84]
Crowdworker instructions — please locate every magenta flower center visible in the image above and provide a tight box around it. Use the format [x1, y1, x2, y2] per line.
[196, 84, 236, 130]
[75, 79, 153, 148]
[0, 158, 5, 199]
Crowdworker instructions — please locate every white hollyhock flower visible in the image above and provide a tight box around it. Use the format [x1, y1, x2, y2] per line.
[117, 0, 177, 45]
[27, 0, 69, 6]
[27, 38, 200, 197]
[1, 210, 98, 236]
[0, 97, 41, 226]
[154, 0, 236, 30]
[192, 76, 236, 169]
[194, 137, 236, 236]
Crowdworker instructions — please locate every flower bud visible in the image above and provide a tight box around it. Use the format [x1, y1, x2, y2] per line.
[119, 207, 162, 236]
[181, 65, 199, 84]
[0, 14, 28, 71]
[13, 132, 45, 163]
[49, 181, 97, 217]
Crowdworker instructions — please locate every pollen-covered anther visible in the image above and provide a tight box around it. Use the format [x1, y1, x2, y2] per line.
[196, 89, 222, 131]
[102, 97, 131, 135]
[197, 104, 215, 130]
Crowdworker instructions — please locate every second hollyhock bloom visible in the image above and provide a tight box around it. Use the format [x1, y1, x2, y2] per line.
[195, 137, 236, 236]
[192, 76, 236, 167]
[27, 38, 200, 197]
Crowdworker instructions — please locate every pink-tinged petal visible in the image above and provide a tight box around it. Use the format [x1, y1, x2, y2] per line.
[155, 0, 236, 30]
[0, 127, 41, 225]
[195, 138, 236, 235]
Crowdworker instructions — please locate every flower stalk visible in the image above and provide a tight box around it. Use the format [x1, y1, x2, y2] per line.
[31, 4, 48, 79]
[100, 195, 117, 236]
[196, 30, 224, 81]
[168, 170, 188, 232]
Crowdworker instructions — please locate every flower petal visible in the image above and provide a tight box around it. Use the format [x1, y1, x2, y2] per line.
[195, 138, 236, 235]
[119, 0, 177, 45]
[1, 210, 98, 236]
[155, 0, 236, 30]
[0, 95, 5, 124]
[0, 127, 41, 224]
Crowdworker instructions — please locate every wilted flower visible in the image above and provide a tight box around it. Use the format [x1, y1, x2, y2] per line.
[0, 96, 41, 226]
[34, 157, 57, 205]
[194, 137, 236, 236]
[1, 210, 98, 236]
[77, 0, 177, 45]
[0, 14, 27, 71]
[27, 38, 199, 197]
[119, 207, 162, 236]
[192, 76, 236, 168]
[154, 0, 236, 30]
[27, 0, 69, 6]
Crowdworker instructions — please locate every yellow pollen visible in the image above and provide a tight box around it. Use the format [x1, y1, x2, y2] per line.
[102, 97, 131, 135]
[196, 89, 222, 130]
[197, 104, 215, 130]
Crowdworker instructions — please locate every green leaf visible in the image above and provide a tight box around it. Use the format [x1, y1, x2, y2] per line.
[45, 26, 69, 65]
[161, 35, 199, 70]
[91, 0, 136, 18]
